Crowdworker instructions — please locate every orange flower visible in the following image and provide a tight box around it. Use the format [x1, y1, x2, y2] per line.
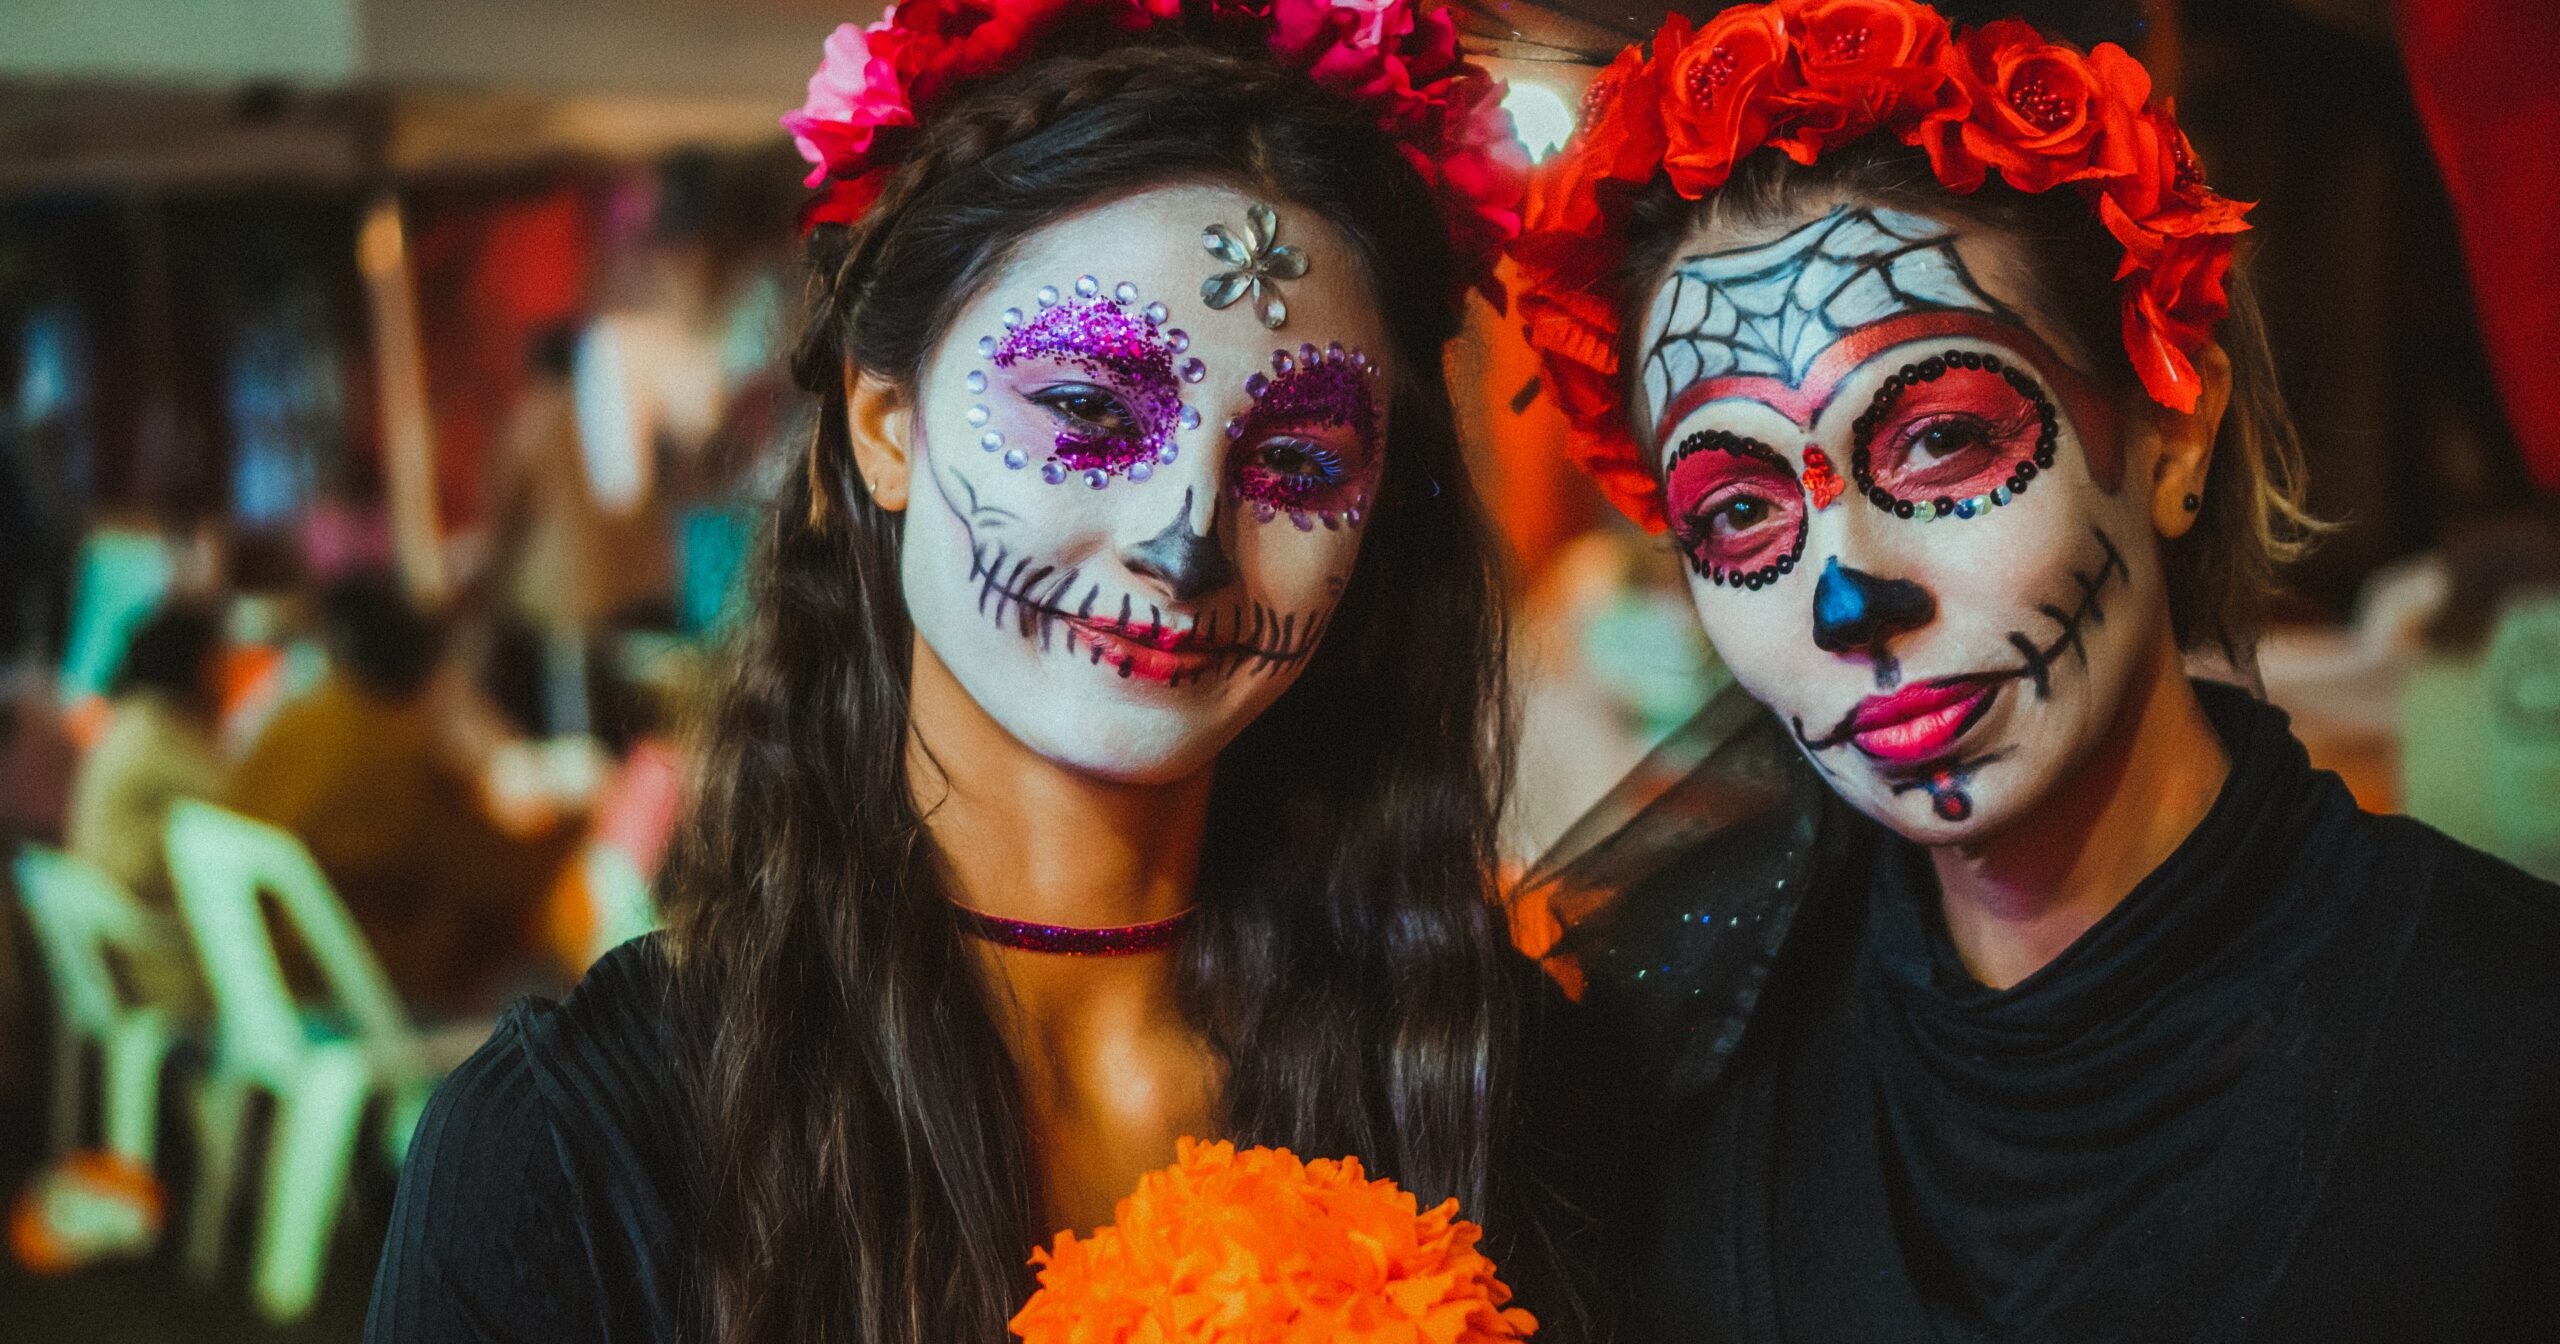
[1661, 3, 1798, 195]
[1010, 1139, 1538, 1344]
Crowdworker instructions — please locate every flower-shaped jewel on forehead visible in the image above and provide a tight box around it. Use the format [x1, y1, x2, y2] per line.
[1201, 203, 1310, 331]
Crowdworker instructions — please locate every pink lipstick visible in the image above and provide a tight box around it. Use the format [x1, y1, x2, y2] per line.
[1844, 677, 2000, 765]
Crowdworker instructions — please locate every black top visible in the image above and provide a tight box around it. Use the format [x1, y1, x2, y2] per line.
[1622, 682, 2560, 1343]
[364, 937, 1618, 1344]
[366, 939, 688, 1344]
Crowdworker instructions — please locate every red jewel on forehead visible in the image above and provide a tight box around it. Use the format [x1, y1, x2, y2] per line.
[1803, 445, 1845, 511]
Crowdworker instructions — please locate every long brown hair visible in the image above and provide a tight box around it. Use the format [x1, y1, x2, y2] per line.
[662, 36, 1517, 1344]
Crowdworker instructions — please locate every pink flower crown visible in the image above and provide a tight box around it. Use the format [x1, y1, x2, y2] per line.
[1508, 0, 2252, 531]
[783, 0, 1528, 303]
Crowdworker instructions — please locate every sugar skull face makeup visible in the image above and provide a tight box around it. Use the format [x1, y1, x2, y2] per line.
[1639, 201, 2166, 843]
[902, 184, 1389, 786]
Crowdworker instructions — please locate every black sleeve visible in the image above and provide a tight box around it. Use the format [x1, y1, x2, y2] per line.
[366, 1014, 599, 1344]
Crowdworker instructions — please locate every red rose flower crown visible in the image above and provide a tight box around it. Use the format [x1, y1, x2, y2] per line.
[1509, 0, 2252, 531]
[783, 0, 1528, 302]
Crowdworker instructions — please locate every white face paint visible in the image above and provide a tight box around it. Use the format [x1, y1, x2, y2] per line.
[1638, 200, 2166, 843]
[901, 183, 1391, 786]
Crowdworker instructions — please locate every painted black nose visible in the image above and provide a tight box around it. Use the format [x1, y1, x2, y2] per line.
[1125, 487, 1235, 603]
[1812, 557, 1935, 655]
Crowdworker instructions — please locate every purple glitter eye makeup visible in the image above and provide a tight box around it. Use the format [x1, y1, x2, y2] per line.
[1225, 343, 1381, 531]
[980, 288, 1187, 486]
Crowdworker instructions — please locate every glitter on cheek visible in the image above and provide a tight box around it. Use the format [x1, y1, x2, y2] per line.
[988, 296, 1184, 481]
[1227, 345, 1382, 526]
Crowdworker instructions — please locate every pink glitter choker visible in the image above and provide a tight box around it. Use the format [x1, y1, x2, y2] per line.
[956, 904, 1198, 956]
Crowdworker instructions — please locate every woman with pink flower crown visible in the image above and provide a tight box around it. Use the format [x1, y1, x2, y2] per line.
[1507, 1, 2560, 1339]
[363, 4, 1610, 1342]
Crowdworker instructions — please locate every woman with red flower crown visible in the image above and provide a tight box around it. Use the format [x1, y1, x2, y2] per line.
[363, 4, 1608, 1342]
[1509, 1, 2560, 1339]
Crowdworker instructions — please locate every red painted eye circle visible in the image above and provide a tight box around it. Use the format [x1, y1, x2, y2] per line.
[1848, 348, 2059, 522]
[1663, 429, 1806, 590]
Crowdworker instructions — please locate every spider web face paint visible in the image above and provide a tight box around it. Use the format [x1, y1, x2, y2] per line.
[1642, 201, 2179, 853]
[1640, 205, 2021, 439]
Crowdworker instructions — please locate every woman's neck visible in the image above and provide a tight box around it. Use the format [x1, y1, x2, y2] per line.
[1929, 633, 2230, 990]
[904, 636, 1222, 1231]
[906, 638, 1213, 931]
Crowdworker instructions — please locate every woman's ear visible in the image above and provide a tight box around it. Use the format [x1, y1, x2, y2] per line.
[2138, 341, 2231, 541]
[844, 354, 912, 513]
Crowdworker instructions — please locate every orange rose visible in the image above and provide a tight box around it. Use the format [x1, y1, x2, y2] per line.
[1660, 3, 1797, 195]
[1771, 0, 1954, 161]
[1934, 19, 2115, 194]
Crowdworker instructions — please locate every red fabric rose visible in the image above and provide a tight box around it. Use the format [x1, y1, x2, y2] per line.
[1660, 4, 1798, 195]
[1523, 22, 1675, 239]
[2096, 102, 2252, 257]
[2119, 231, 2235, 412]
[800, 170, 891, 231]
[1769, 0, 1954, 163]
[1929, 19, 2119, 194]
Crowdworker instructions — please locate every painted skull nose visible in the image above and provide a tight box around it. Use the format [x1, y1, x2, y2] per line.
[1812, 556, 1935, 656]
[1125, 487, 1235, 603]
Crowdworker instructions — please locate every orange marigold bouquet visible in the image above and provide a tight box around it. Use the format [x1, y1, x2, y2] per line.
[1008, 1138, 1537, 1344]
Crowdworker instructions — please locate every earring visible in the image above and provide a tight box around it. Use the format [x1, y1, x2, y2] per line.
[2182, 492, 2201, 512]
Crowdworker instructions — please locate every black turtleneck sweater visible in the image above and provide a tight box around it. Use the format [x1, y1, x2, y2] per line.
[1624, 682, 2560, 1342]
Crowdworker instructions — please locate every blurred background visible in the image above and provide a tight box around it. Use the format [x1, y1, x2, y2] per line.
[0, 0, 2554, 1338]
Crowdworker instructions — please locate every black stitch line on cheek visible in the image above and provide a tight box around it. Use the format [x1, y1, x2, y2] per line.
[2004, 525, 2129, 701]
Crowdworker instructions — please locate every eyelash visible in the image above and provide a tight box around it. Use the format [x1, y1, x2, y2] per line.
[1848, 348, 2059, 522]
[1664, 429, 1807, 590]
[1028, 383, 1139, 437]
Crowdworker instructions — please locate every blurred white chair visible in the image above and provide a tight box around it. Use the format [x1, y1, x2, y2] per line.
[163, 800, 485, 1322]
[11, 844, 190, 1167]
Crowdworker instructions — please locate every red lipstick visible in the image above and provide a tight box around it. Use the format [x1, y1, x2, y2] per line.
[1845, 677, 2000, 765]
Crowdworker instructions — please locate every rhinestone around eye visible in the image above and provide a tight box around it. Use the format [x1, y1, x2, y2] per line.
[1179, 405, 1201, 430]
[1225, 416, 1246, 441]
[1075, 275, 1100, 297]
[1004, 448, 1028, 469]
[1166, 328, 1189, 353]
[1001, 308, 1024, 328]
[1327, 341, 1345, 362]
[1129, 461, 1154, 482]
[976, 335, 996, 357]
[965, 370, 986, 394]
[1084, 469, 1107, 489]
[1036, 285, 1060, 308]
[1180, 358, 1206, 383]
[1115, 281, 1138, 304]
[980, 431, 1003, 452]
[1245, 373, 1270, 398]
[1157, 443, 1180, 465]
[1272, 351, 1294, 375]
[1299, 342, 1319, 365]
[1145, 302, 1170, 326]
[966, 405, 989, 426]
[1040, 461, 1065, 483]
